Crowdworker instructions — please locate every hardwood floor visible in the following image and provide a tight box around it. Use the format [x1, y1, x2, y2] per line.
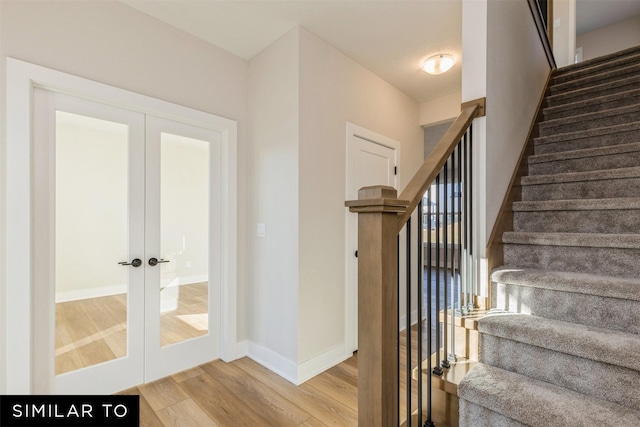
[56, 282, 209, 374]
[119, 355, 359, 427]
[118, 321, 453, 427]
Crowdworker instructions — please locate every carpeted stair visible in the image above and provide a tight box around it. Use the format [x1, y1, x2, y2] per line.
[458, 45, 640, 426]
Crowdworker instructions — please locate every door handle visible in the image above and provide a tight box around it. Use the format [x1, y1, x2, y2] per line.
[118, 258, 142, 267]
[148, 257, 170, 266]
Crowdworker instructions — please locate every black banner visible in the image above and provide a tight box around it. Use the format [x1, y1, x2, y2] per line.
[0, 395, 139, 427]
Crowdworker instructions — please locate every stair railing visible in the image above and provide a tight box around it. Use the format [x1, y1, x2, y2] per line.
[346, 97, 485, 427]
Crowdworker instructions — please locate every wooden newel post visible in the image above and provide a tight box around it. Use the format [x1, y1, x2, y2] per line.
[345, 185, 409, 427]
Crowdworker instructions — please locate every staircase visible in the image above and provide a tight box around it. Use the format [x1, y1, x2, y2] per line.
[458, 46, 640, 426]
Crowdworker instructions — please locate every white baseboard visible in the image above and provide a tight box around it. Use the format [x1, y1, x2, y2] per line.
[56, 274, 209, 303]
[296, 344, 347, 384]
[246, 341, 347, 385]
[55, 284, 127, 303]
[247, 341, 298, 384]
[162, 274, 208, 288]
[236, 340, 248, 358]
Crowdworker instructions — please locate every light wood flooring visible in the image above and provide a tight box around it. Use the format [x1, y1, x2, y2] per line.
[118, 319, 452, 427]
[56, 282, 209, 375]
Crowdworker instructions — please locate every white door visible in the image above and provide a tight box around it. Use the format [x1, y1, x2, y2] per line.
[32, 89, 222, 394]
[345, 123, 399, 354]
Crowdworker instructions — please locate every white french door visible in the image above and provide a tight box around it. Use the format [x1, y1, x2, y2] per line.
[32, 89, 222, 394]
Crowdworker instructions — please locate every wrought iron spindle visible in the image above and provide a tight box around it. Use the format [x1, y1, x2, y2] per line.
[441, 160, 450, 371]
[433, 173, 443, 377]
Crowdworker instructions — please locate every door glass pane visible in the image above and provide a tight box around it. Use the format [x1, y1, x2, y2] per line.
[159, 133, 210, 347]
[55, 111, 129, 375]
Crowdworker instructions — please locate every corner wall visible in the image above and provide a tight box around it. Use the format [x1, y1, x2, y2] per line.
[246, 28, 300, 377]
[298, 28, 422, 372]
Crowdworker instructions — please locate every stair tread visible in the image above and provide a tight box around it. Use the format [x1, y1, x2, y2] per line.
[555, 45, 640, 75]
[416, 352, 477, 396]
[459, 363, 640, 426]
[539, 103, 640, 130]
[544, 74, 640, 107]
[553, 51, 640, 82]
[528, 141, 640, 164]
[502, 231, 640, 249]
[521, 165, 640, 185]
[478, 314, 640, 372]
[534, 120, 640, 146]
[491, 267, 640, 302]
[543, 87, 640, 117]
[550, 62, 640, 93]
[512, 197, 640, 211]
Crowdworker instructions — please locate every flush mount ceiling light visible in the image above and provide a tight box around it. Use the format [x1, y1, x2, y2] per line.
[422, 54, 455, 75]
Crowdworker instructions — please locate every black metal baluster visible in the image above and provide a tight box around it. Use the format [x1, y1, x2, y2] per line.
[417, 201, 423, 427]
[469, 125, 474, 310]
[432, 173, 443, 377]
[406, 217, 412, 427]
[462, 132, 467, 313]
[457, 140, 463, 316]
[448, 150, 456, 366]
[441, 159, 450, 371]
[425, 190, 435, 426]
[397, 233, 401, 426]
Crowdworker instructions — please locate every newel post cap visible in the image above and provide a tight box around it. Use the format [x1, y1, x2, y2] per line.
[345, 185, 409, 213]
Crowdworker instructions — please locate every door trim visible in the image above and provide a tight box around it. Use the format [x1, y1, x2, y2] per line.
[345, 122, 400, 355]
[4, 58, 238, 393]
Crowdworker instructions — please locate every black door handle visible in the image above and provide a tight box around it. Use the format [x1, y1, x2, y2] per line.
[148, 257, 170, 266]
[118, 258, 142, 267]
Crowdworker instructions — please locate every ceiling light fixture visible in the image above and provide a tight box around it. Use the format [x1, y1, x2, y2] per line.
[422, 54, 455, 75]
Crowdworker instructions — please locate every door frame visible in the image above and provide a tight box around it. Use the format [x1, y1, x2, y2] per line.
[4, 58, 238, 393]
[345, 122, 400, 355]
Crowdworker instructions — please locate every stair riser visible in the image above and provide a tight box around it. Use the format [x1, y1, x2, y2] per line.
[513, 209, 640, 234]
[545, 77, 640, 108]
[534, 128, 640, 154]
[459, 400, 526, 427]
[543, 92, 640, 120]
[549, 66, 640, 95]
[555, 46, 640, 76]
[553, 55, 640, 84]
[538, 109, 640, 137]
[490, 282, 640, 334]
[521, 177, 640, 201]
[503, 244, 640, 277]
[528, 150, 640, 175]
[481, 335, 640, 411]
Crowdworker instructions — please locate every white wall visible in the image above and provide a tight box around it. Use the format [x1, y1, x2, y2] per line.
[461, 0, 551, 294]
[552, 0, 577, 67]
[245, 27, 422, 383]
[0, 0, 248, 393]
[298, 28, 422, 367]
[419, 91, 462, 127]
[485, 0, 550, 247]
[247, 28, 300, 372]
[576, 14, 640, 61]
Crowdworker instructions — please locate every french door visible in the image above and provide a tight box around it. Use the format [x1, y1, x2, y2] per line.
[33, 89, 221, 394]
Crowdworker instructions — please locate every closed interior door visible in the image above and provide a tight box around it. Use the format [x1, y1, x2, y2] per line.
[33, 89, 221, 394]
[346, 125, 398, 354]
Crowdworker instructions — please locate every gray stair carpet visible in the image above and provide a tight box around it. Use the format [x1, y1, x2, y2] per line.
[458, 45, 640, 426]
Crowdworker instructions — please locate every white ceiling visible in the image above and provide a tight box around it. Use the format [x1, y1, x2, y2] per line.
[577, 0, 640, 35]
[121, 0, 462, 104]
[121, 0, 640, 104]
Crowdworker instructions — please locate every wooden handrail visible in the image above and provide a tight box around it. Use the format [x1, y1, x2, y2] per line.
[396, 97, 485, 232]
